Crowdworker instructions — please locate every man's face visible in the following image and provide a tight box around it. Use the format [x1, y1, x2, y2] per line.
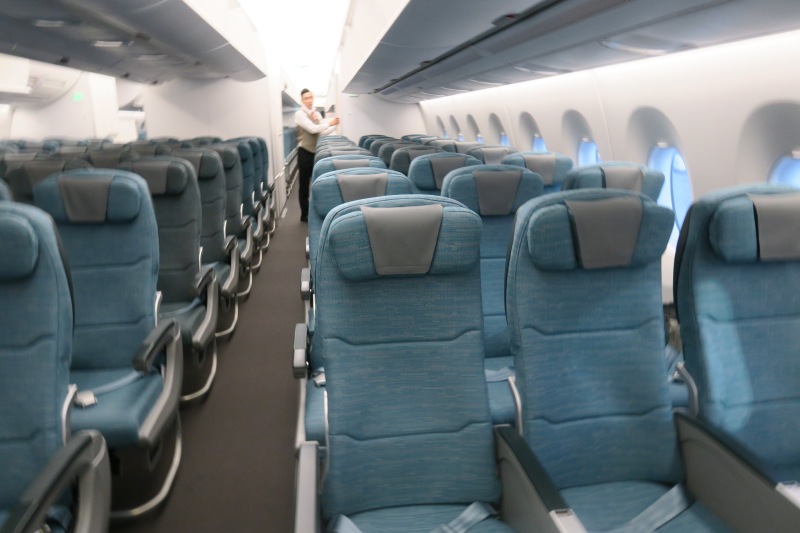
[302, 92, 314, 109]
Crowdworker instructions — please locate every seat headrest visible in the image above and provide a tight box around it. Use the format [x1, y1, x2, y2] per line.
[443, 165, 543, 216]
[0, 209, 38, 279]
[85, 147, 137, 168]
[332, 158, 370, 170]
[528, 192, 672, 271]
[6, 159, 92, 200]
[34, 171, 144, 224]
[213, 145, 240, 170]
[709, 192, 800, 263]
[522, 154, 557, 185]
[430, 154, 474, 189]
[566, 162, 664, 200]
[121, 158, 190, 195]
[337, 172, 388, 202]
[328, 203, 480, 280]
[175, 150, 221, 181]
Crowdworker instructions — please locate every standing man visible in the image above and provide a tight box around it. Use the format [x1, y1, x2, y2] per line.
[295, 88, 340, 222]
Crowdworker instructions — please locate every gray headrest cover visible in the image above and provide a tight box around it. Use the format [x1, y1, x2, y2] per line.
[431, 156, 468, 189]
[602, 166, 644, 192]
[474, 170, 521, 216]
[331, 150, 358, 156]
[408, 148, 436, 161]
[337, 173, 388, 203]
[523, 154, 556, 185]
[749, 193, 800, 261]
[332, 159, 370, 170]
[179, 151, 203, 174]
[58, 176, 112, 222]
[12, 162, 67, 198]
[483, 147, 508, 165]
[565, 196, 643, 269]
[361, 204, 443, 275]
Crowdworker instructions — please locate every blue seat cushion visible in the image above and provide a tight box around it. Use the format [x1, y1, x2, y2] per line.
[345, 504, 513, 533]
[562, 481, 731, 532]
[160, 299, 204, 345]
[485, 356, 516, 425]
[70, 368, 163, 448]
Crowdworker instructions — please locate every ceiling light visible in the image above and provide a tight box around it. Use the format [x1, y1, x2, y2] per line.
[468, 79, 503, 86]
[137, 54, 168, 61]
[440, 87, 469, 93]
[513, 66, 561, 76]
[33, 19, 74, 28]
[600, 40, 671, 56]
[93, 40, 128, 48]
[420, 91, 446, 97]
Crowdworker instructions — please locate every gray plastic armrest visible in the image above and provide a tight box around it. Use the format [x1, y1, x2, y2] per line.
[294, 441, 322, 533]
[220, 236, 239, 298]
[675, 412, 800, 532]
[137, 320, 183, 446]
[305, 237, 310, 259]
[192, 266, 219, 351]
[252, 202, 265, 241]
[239, 215, 254, 264]
[495, 426, 586, 533]
[301, 268, 311, 301]
[293, 323, 309, 379]
[0, 430, 111, 533]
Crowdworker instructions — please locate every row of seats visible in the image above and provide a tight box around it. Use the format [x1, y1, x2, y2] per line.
[294, 173, 800, 531]
[0, 133, 278, 529]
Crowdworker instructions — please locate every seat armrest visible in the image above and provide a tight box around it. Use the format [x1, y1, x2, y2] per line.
[137, 320, 183, 445]
[252, 202, 265, 241]
[293, 323, 309, 379]
[1, 430, 111, 533]
[675, 412, 800, 531]
[294, 441, 322, 533]
[305, 237, 310, 259]
[301, 268, 312, 301]
[216, 236, 239, 298]
[192, 265, 219, 350]
[239, 217, 255, 264]
[134, 319, 179, 371]
[495, 426, 586, 533]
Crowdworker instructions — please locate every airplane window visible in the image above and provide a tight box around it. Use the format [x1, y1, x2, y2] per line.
[649, 145, 693, 247]
[500, 133, 510, 147]
[769, 154, 800, 187]
[457, 132, 465, 141]
[443, 129, 449, 139]
[577, 139, 601, 166]
[476, 133, 484, 144]
[532, 135, 547, 152]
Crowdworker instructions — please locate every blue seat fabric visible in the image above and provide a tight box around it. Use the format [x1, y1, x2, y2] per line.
[312, 155, 386, 183]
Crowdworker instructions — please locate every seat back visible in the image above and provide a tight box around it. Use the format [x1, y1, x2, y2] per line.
[502, 151, 573, 193]
[0, 179, 11, 200]
[208, 144, 247, 238]
[173, 148, 228, 264]
[229, 140, 257, 218]
[119, 157, 202, 303]
[0, 202, 72, 509]
[316, 194, 499, 518]
[441, 164, 543, 359]
[389, 145, 443, 175]
[467, 145, 518, 165]
[256, 137, 270, 190]
[312, 155, 386, 183]
[368, 138, 397, 157]
[192, 136, 223, 146]
[0, 152, 37, 178]
[33, 169, 159, 371]
[407, 152, 482, 194]
[564, 162, 664, 201]
[4, 159, 93, 204]
[376, 141, 415, 166]
[507, 189, 679, 489]
[675, 185, 800, 476]
[124, 141, 173, 157]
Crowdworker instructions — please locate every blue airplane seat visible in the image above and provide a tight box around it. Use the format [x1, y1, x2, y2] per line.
[674, 184, 800, 528]
[296, 194, 535, 532]
[388, 145, 444, 176]
[228, 138, 266, 272]
[0, 202, 110, 533]
[407, 152, 482, 195]
[368, 137, 398, 157]
[563, 161, 665, 201]
[441, 164, 544, 425]
[314, 146, 370, 166]
[0, 179, 10, 200]
[297, 169, 416, 444]
[119, 157, 219, 402]
[506, 189, 734, 532]
[82, 144, 138, 169]
[3, 159, 93, 204]
[32, 169, 183, 518]
[501, 151, 573, 194]
[376, 140, 416, 166]
[174, 147, 240, 338]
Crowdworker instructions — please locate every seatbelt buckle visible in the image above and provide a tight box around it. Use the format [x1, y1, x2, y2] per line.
[312, 372, 326, 387]
[74, 390, 97, 408]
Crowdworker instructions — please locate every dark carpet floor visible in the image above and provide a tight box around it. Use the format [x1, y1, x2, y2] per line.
[113, 185, 305, 532]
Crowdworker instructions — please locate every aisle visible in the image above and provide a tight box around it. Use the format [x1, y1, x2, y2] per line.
[113, 187, 305, 532]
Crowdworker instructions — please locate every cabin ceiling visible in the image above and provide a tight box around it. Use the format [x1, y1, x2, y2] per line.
[0, 0, 264, 85]
[346, 0, 800, 103]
